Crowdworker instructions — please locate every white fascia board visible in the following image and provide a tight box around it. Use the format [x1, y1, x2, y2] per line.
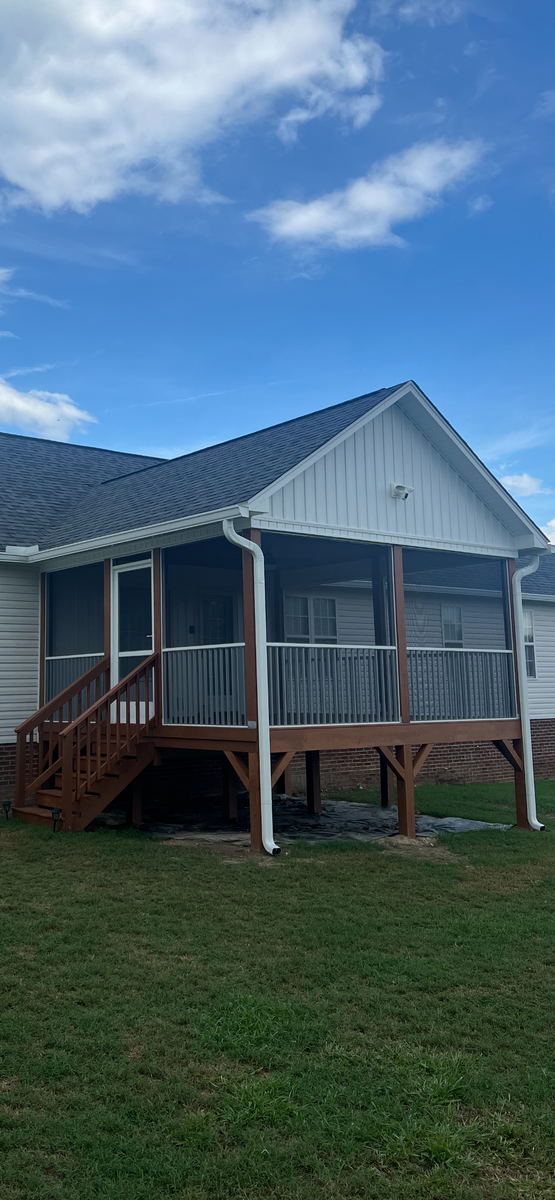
[247, 380, 548, 551]
[521, 593, 555, 604]
[247, 383, 412, 510]
[0, 505, 251, 566]
[398, 386, 549, 547]
[252, 515, 518, 558]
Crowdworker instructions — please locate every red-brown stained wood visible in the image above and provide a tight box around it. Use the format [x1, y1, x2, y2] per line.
[152, 549, 163, 723]
[271, 751, 295, 790]
[305, 749, 322, 814]
[412, 743, 434, 779]
[222, 755, 238, 821]
[395, 743, 416, 838]
[270, 718, 522, 753]
[393, 545, 411, 724]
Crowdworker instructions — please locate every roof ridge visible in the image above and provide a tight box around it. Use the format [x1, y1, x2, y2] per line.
[0, 428, 164, 462]
[95, 383, 406, 488]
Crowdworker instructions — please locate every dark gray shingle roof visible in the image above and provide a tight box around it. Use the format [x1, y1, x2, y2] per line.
[521, 553, 555, 596]
[0, 433, 164, 548]
[41, 385, 402, 549]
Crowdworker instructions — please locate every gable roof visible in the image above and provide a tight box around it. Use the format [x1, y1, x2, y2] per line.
[0, 432, 164, 549]
[40, 385, 401, 550]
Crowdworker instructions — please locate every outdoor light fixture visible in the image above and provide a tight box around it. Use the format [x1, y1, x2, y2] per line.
[390, 482, 415, 501]
[51, 807, 62, 834]
[2, 801, 11, 820]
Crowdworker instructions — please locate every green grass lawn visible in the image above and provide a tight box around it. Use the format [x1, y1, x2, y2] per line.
[329, 778, 555, 825]
[2, 785, 555, 1199]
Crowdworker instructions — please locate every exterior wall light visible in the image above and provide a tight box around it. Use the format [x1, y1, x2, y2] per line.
[2, 801, 11, 820]
[51, 808, 62, 833]
[390, 483, 415, 501]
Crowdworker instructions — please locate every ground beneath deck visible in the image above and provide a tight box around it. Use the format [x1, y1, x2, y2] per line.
[128, 794, 510, 847]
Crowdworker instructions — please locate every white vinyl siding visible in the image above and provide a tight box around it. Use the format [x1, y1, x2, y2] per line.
[524, 602, 555, 718]
[0, 564, 40, 743]
[265, 403, 514, 553]
[284, 588, 376, 645]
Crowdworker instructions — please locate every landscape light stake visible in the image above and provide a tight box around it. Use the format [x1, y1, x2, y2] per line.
[2, 801, 11, 820]
[51, 807, 62, 834]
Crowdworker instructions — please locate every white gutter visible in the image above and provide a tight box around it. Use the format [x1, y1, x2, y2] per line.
[222, 518, 280, 855]
[512, 556, 544, 831]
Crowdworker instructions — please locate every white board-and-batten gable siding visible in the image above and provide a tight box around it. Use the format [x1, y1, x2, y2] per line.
[0, 564, 40, 743]
[260, 403, 515, 556]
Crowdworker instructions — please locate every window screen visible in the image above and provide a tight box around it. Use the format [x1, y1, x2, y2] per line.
[442, 604, 463, 648]
[523, 609, 536, 679]
[47, 563, 104, 657]
[284, 596, 310, 642]
[312, 597, 337, 643]
[202, 595, 233, 644]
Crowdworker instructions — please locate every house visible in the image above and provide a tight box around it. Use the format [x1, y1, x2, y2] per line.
[0, 379, 550, 850]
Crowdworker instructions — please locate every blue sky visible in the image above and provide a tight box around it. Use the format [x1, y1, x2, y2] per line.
[0, 0, 554, 535]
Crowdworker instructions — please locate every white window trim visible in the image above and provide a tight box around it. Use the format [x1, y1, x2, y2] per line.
[441, 602, 464, 649]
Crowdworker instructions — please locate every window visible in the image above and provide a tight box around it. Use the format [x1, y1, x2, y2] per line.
[284, 596, 337, 644]
[284, 595, 310, 642]
[312, 597, 337, 643]
[523, 609, 536, 679]
[202, 595, 233, 644]
[442, 604, 463, 648]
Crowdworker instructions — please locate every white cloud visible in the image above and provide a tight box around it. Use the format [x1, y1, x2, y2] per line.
[500, 473, 552, 498]
[482, 425, 553, 461]
[371, 0, 465, 24]
[467, 194, 493, 216]
[0, 330, 17, 338]
[250, 137, 484, 249]
[534, 90, 555, 119]
[0, 0, 384, 213]
[0, 378, 96, 439]
[542, 519, 555, 544]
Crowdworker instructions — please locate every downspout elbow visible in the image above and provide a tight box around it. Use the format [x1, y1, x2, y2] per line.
[222, 518, 280, 855]
[512, 555, 543, 831]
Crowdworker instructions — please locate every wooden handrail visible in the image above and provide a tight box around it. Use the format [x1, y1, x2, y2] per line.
[58, 654, 159, 808]
[15, 656, 111, 807]
[59, 653, 158, 740]
[15, 656, 110, 736]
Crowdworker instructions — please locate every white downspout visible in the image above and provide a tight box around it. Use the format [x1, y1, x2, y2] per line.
[222, 519, 280, 855]
[512, 555, 544, 832]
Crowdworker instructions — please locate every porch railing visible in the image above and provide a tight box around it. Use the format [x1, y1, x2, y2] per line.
[45, 653, 104, 703]
[267, 644, 399, 726]
[163, 644, 247, 726]
[15, 656, 111, 807]
[407, 648, 516, 722]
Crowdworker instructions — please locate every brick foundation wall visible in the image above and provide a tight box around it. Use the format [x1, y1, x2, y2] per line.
[287, 719, 555, 793]
[0, 745, 16, 787]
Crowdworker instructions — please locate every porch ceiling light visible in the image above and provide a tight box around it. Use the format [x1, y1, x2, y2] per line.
[390, 482, 415, 501]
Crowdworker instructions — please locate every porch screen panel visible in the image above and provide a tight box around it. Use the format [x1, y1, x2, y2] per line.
[47, 563, 104, 657]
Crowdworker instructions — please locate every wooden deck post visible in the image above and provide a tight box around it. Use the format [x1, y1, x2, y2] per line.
[378, 748, 395, 807]
[506, 559, 533, 830]
[306, 750, 322, 814]
[243, 529, 264, 852]
[222, 755, 238, 821]
[275, 762, 292, 795]
[392, 546, 416, 837]
[103, 558, 111, 659]
[132, 776, 143, 828]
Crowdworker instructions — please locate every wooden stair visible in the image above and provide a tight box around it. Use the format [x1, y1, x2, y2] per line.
[14, 653, 159, 833]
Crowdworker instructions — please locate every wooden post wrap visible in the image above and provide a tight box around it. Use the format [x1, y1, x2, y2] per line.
[392, 546, 416, 838]
[242, 529, 263, 852]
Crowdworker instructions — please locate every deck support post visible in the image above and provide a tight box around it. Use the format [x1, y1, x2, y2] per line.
[395, 744, 416, 838]
[275, 763, 292, 796]
[222, 755, 238, 821]
[242, 530, 264, 853]
[392, 546, 416, 838]
[305, 750, 322, 815]
[378, 748, 395, 807]
[132, 777, 143, 828]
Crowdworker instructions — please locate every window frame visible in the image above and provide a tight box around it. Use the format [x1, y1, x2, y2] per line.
[523, 608, 536, 680]
[284, 594, 338, 645]
[441, 603, 464, 649]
